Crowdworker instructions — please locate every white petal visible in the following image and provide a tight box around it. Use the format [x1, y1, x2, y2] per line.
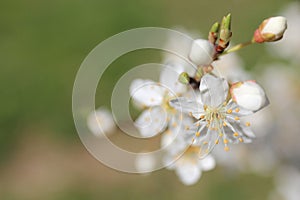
[200, 74, 229, 107]
[261, 16, 287, 38]
[87, 107, 116, 137]
[130, 79, 165, 107]
[159, 63, 188, 94]
[225, 119, 255, 143]
[193, 120, 220, 158]
[134, 106, 168, 137]
[199, 155, 216, 171]
[169, 97, 204, 118]
[175, 162, 202, 185]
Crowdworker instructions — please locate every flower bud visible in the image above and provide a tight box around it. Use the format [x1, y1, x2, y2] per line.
[230, 80, 269, 111]
[253, 16, 287, 43]
[189, 39, 216, 66]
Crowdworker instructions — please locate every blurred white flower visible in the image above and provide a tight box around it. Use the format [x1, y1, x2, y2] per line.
[170, 74, 259, 158]
[267, 2, 300, 62]
[164, 145, 216, 185]
[87, 107, 116, 137]
[130, 64, 189, 137]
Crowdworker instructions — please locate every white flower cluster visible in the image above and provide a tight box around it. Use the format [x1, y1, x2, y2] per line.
[128, 13, 287, 185]
[85, 13, 289, 186]
[130, 15, 286, 185]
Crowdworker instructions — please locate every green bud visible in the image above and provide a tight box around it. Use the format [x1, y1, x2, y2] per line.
[223, 13, 231, 31]
[208, 22, 220, 44]
[217, 13, 232, 53]
[178, 72, 190, 85]
[210, 22, 220, 33]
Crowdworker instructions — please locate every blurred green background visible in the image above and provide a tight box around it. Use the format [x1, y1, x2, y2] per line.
[0, 0, 294, 199]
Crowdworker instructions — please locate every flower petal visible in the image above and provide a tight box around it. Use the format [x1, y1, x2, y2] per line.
[87, 107, 116, 137]
[193, 120, 220, 159]
[159, 63, 188, 94]
[175, 162, 202, 185]
[225, 119, 255, 143]
[199, 155, 216, 171]
[130, 79, 165, 107]
[169, 97, 204, 118]
[200, 74, 229, 107]
[134, 106, 168, 137]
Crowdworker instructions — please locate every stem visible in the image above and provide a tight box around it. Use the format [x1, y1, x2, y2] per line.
[221, 40, 255, 55]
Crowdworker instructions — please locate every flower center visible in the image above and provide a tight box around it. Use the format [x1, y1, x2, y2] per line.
[203, 104, 226, 128]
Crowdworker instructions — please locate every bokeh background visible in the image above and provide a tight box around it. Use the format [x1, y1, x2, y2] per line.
[1, 0, 299, 199]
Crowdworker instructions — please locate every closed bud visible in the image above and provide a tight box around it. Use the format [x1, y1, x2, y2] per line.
[189, 39, 216, 66]
[253, 16, 287, 43]
[208, 22, 220, 44]
[178, 72, 190, 85]
[230, 80, 269, 111]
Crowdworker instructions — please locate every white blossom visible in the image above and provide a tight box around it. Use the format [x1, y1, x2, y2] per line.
[87, 107, 116, 137]
[170, 74, 265, 158]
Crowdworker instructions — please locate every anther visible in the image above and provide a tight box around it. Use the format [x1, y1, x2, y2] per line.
[224, 146, 230, 152]
[223, 139, 228, 144]
[239, 138, 244, 142]
[246, 122, 251, 127]
[234, 116, 240, 121]
[233, 132, 239, 137]
[227, 109, 232, 114]
[195, 131, 201, 137]
[235, 108, 240, 112]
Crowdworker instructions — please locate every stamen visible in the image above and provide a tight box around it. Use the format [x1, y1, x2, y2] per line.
[233, 132, 239, 137]
[203, 141, 208, 145]
[223, 139, 228, 144]
[195, 131, 201, 137]
[215, 139, 219, 144]
[235, 108, 240, 112]
[196, 122, 201, 127]
[200, 115, 205, 119]
[223, 122, 227, 127]
[219, 133, 223, 137]
[224, 146, 230, 152]
[185, 125, 190, 130]
[239, 138, 244, 142]
[246, 122, 251, 126]
[203, 105, 208, 110]
[227, 109, 232, 114]
[234, 116, 240, 121]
